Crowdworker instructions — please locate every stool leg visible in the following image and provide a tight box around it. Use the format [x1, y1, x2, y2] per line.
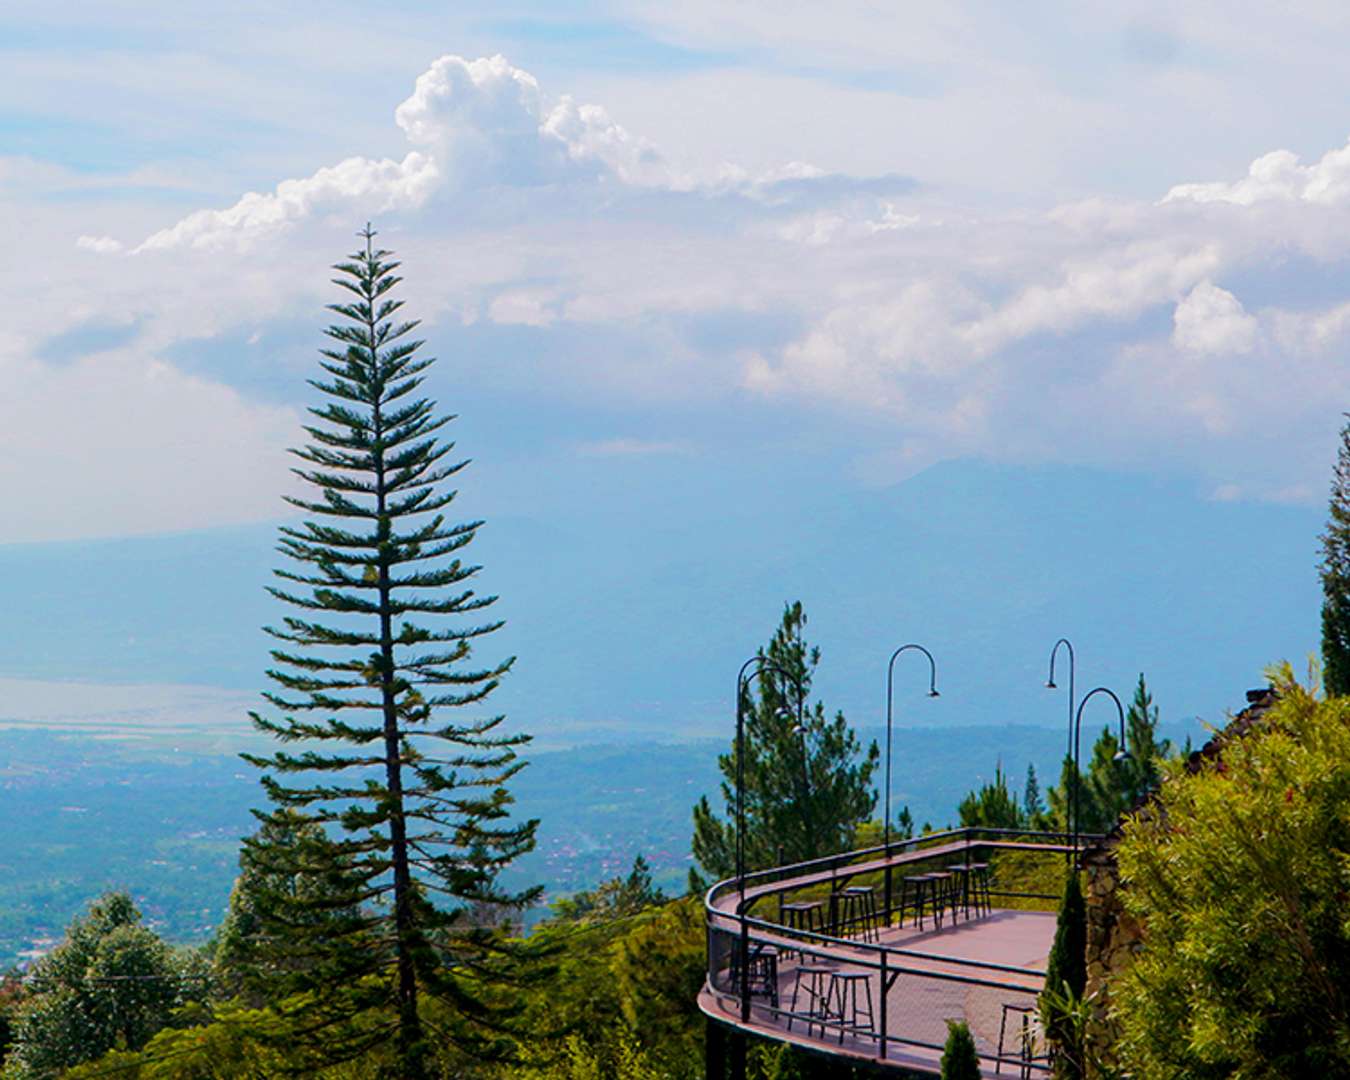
[997, 1005, 1008, 1075]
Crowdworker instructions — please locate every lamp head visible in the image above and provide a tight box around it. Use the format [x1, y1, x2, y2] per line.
[928, 688, 940, 698]
[1045, 679, 1057, 690]
[792, 723, 807, 737]
[1113, 748, 1131, 763]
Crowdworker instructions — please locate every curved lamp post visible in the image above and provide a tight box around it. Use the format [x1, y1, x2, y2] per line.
[734, 656, 804, 1023]
[1071, 686, 1130, 858]
[882, 644, 939, 924]
[1045, 637, 1076, 766]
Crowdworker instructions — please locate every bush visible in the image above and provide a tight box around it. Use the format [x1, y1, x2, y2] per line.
[940, 1020, 980, 1080]
[1113, 665, 1350, 1077]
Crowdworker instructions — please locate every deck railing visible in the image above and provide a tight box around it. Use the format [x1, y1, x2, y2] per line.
[702, 827, 1096, 1074]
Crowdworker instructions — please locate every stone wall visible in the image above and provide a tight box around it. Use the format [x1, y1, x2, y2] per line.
[1082, 849, 1142, 1071]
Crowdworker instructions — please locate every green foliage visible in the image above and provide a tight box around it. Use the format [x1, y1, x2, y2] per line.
[241, 228, 541, 1075]
[3, 893, 202, 1079]
[546, 856, 665, 925]
[212, 811, 363, 1006]
[1023, 763, 1044, 821]
[1113, 665, 1350, 1078]
[957, 764, 1025, 829]
[1040, 872, 1087, 1078]
[1047, 674, 1171, 836]
[508, 897, 706, 1080]
[0, 971, 22, 1065]
[1321, 414, 1350, 696]
[691, 601, 880, 880]
[940, 1019, 981, 1080]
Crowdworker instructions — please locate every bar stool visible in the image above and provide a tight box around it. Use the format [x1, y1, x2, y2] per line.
[925, 871, 954, 929]
[965, 862, 993, 916]
[946, 863, 975, 921]
[787, 963, 837, 1037]
[997, 1002, 1039, 1078]
[781, 900, 823, 934]
[900, 873, 942, 930]
[823, 970, 876, 1043]
[730, 943, 780, 1008]
[834, 885, 880, 942]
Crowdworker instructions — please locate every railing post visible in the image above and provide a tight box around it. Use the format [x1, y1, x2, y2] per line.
[879, 948, 888, 1060]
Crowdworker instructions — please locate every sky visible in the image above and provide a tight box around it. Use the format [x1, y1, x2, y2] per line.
[6, 6, 1350, 617]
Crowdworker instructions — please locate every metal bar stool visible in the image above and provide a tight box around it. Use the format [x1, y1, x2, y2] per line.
[966, 861, 993, 916]
[946, 863, 975, 921]
[780, 900, 824, 958]
[900, 873, 941, 930]
[925, 871, 954, 929]
[997, 1002, 1039, 1078]
[729, 942, 780, 1008]
[834, 885, 880, 942]
[823, 970, 876, 1044]
[787, 963, 838, 1038]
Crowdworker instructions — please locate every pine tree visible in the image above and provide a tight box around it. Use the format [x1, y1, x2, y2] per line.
[1023, 763, 1044, 822]
[242, 227, 540, 1075]
[690, 602, 880, 881]
[1321, 414, 1350, 696]
[957, 764, 1025, 829]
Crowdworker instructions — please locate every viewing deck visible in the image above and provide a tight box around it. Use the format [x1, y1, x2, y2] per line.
[700, 829, 1081, 1077]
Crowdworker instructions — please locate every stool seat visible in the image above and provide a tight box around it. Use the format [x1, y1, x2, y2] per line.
[822, 969, 876, 1044]
[832, 885, 880, 942]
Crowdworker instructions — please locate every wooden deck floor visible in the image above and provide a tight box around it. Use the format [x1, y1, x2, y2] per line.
[700, 909, 1056, 1077]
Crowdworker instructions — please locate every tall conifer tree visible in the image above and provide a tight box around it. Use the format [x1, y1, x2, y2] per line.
[243, 227, 540, 1076]
[1320, 414, 1350, 696]
[691, 602, 879, 882]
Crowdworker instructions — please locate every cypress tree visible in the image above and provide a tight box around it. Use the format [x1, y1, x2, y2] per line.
[1321, 414, 1350, 696]
[940, 1020, 981, 1080]
[243, 226, 540, 1076]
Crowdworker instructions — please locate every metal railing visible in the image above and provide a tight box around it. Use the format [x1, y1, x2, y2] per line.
[702, 827, 1090, 1074]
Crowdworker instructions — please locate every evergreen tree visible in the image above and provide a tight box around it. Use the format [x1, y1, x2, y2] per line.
[1023, 762, 1044, 822]
[242, 227, 540, 1075]
[1321, 414, 1350, 696]
[213, 811, 363, 1006]
[1041, 872, 1088, 1078]
[690, 602, 880, 881]
[1047, 674, 1171, 836]
[940, 1020, 981, 1080]
[957, 764, 1025, 830]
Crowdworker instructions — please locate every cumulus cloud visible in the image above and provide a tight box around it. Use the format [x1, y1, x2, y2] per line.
[88, 55, 700, 254]
[1172, 281, 1257, 354]
[34, 51, 1350, 538]
[1164, 140, 1350, 206]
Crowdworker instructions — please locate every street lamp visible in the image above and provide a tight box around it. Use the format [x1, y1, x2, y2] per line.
[733, 656, 804, 1023]
[883, 644, 939, 923]
[1070, 686, 1130, 858]
[1046, 637, 1076, 772]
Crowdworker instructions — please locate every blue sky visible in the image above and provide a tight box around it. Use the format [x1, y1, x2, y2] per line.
[6, 5, 1350, 546]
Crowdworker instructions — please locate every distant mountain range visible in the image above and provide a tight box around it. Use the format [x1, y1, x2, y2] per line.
[0, 459, 1322, 748]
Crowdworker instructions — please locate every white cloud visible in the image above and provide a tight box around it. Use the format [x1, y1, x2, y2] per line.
[1172, 281, 1257, 354]
[1164, 140, 1350, 206]
[126, 153, 439, 253]
[577, 438, 690, 457]
[22, 44, 1350, 543]
[0, 346, 298, 544]
[488, 289, 557, 327]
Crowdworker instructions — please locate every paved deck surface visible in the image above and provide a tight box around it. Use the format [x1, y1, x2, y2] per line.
[701, 909, 1056, 1077]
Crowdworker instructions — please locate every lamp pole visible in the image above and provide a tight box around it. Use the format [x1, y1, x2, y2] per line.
[1071, 686, 1130, 858]
[883, 644, 939, 925]
[1045, 638, 1075, 849]
[734, 655, 804, 1024]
